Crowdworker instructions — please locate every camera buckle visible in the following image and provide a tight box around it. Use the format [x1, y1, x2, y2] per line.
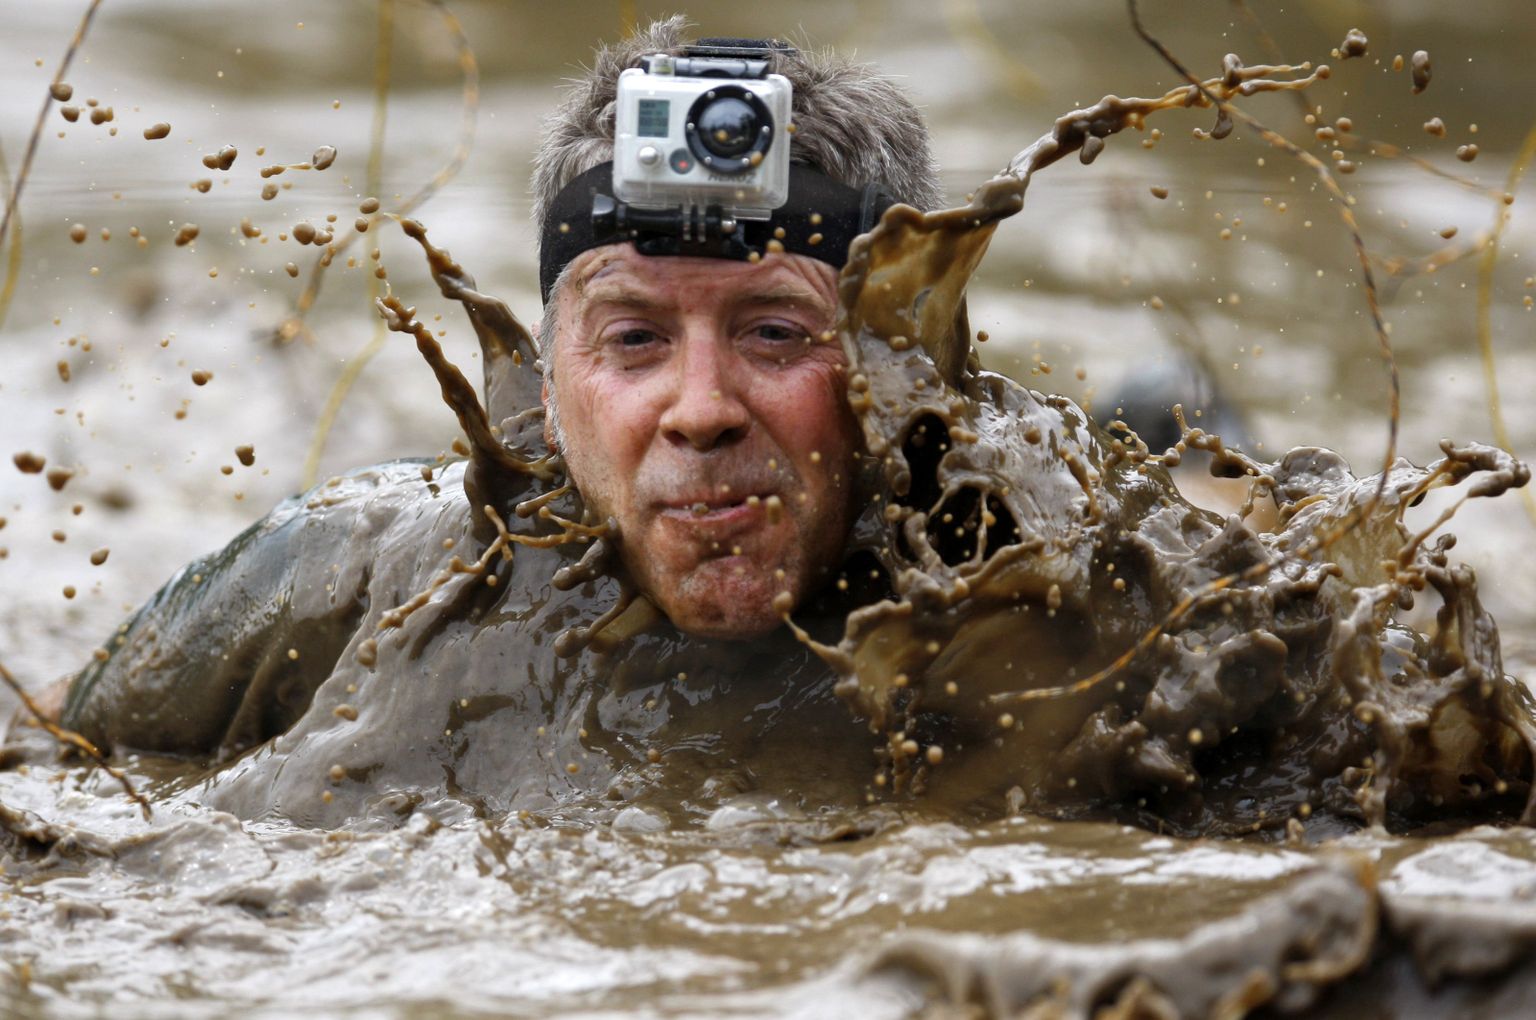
[590, 194, 749, 259]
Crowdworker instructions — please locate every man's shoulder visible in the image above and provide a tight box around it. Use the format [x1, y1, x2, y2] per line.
[58, 457, 481, 757]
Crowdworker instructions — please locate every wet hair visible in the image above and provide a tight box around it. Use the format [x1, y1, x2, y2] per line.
[531, 15, 944, 279]
[535, 16, 943, 450]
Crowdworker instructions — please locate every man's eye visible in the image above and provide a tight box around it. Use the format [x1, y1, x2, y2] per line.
[619, 329, 659, 347]
[752, 323, 805, 343]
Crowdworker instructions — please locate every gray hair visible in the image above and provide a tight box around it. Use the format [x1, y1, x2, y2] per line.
[534, 17, 944, 452]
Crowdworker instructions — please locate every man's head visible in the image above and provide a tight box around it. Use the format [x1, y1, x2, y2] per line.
[534, 18, 941, 639]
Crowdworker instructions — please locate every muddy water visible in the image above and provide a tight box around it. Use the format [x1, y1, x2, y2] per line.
[6, 2, 1536, 1018]
[5, 759, 1536, 1019]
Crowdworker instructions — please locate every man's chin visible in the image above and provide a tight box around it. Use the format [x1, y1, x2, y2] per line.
[650, 559, 792, 640]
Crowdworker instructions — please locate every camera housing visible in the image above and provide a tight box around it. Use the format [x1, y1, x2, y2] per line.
[613, 53, 793, 219]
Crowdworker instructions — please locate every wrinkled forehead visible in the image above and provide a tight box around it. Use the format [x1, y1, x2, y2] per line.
[556, 243, 839, 316]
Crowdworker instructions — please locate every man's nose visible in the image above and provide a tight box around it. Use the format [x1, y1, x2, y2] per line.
[659, 337, 751, 452]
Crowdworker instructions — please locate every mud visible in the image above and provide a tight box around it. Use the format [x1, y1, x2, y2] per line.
[6, 14, 1536, 1020]
[796, 86, 1536, 838]
[6, 758, 1536, 1018]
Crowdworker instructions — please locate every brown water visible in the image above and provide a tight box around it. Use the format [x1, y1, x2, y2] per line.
[6, 2, 1536, 1017]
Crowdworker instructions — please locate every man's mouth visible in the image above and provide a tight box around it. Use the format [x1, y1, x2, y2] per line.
[654, 491, 778, 537]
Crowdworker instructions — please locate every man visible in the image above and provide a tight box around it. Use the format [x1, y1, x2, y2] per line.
[532, 20, 939, 639]
[30, 20, 945, 825]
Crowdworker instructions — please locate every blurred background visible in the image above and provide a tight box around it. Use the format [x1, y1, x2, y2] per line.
[3, 0, 1535, 704]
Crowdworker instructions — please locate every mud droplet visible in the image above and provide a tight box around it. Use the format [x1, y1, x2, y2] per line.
[1439, 225, 1459, 239]
[142, 122, 171, 140]
[311, 145, 337, 170]
[1392, 54, 1405, 72]
[292, 221, 317, 245]
[56, 359, 71, 382]
[1456, 144, 1478, 163]
[333, 703, 358, 721]
[235, 444, 255, 467]
[88, 106, 113, 125]
[89, 547, 110, 566]
[45, 467, 74, 491]
[173, 223, 200, 246]
[261, 183, 279, 201]
[1339, 28, 1368, 59]
[191, 369, 213, 386]
[1423, 117, 1446, 137]
[59, 105, 79, 123]
[62, 586, 76, 600]
[49, 82, 73, 102]
[284, 262, 299, 278]
[202, 145, 237, 171]
[1149, 185, 1169, 199]
[12, 451, 45, 474]
[239, 218, 261, 239]
[356, 639, 378, 667]
[358, 197, 380, 214]
[68, 223, 86, 243]
[1411, 50, 1432, 94]
[192, 178, 212, 193]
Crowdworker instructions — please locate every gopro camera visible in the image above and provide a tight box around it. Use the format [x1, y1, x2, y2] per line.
[612, 49, 793, 220]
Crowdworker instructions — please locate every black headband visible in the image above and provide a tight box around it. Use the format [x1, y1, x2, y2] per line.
[538, 161, 896, 302]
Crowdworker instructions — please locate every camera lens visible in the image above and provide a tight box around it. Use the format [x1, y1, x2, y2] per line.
[685, 85, 774, 175]
[695, 97, 758, 158]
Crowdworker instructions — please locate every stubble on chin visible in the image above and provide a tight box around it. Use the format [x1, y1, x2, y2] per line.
[627, 518, 808, 639]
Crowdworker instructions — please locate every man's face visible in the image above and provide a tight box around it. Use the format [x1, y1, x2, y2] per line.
[545, 245, 859, 639]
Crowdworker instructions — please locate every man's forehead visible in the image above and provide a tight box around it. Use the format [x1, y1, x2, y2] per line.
[567, 245, 834, 303]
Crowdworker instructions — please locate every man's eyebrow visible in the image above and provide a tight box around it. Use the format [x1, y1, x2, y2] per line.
[575, 281, 666, 314]
[731, 285, 828, 309]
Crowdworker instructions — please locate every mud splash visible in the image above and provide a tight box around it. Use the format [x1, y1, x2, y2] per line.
[793, 85, 1536, 838]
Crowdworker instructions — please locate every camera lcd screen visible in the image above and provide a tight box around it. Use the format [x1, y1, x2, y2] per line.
[637, 99, 670, 138]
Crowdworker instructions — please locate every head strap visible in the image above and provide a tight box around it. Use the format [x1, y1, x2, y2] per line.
[538, 161, 896, 302]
